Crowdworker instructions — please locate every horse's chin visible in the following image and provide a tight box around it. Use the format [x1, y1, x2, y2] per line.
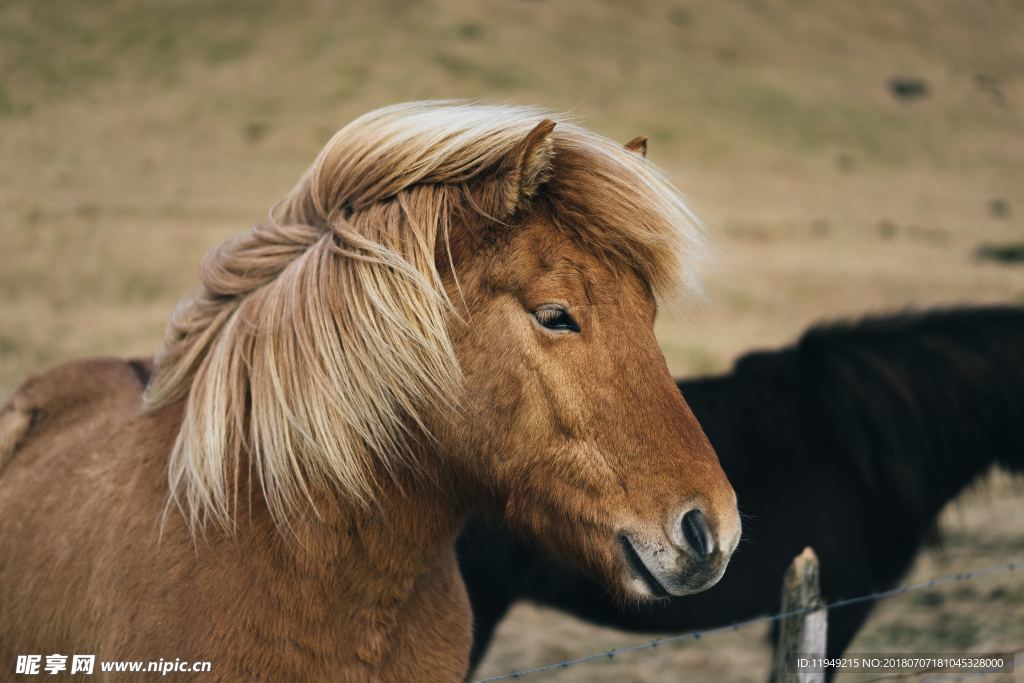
[617, 533, 688, 598]
[618, 533, 673, 598]
[617, 533, 727, 600]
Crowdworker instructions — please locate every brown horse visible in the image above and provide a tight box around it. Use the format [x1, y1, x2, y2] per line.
[0, 102, 740, 682]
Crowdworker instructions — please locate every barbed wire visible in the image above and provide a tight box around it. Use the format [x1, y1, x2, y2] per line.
[474, 559, 1020, 682]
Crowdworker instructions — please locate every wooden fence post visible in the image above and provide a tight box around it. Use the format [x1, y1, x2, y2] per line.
[772, 547, 827, 683]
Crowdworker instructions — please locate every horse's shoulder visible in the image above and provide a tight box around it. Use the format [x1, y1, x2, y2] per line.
[0, 357, 151, 472]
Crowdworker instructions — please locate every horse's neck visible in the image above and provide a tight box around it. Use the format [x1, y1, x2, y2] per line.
[278, 466, 466, 609]
[340, 472, 466, 592]
[182, 452, 469, 675]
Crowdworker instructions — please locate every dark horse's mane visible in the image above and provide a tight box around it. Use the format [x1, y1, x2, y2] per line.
[460, 305, 1024, 675]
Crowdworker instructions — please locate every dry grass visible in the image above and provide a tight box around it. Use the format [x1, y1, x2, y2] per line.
[2, 1, 1022, 680]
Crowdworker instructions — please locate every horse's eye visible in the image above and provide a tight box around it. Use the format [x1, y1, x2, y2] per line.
[532, 305, 580, 333]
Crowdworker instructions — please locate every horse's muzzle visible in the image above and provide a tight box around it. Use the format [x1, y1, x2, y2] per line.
[618, 502, 740, 598]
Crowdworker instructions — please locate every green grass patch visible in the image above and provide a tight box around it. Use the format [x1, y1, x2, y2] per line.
[976, 243, 1024, 265]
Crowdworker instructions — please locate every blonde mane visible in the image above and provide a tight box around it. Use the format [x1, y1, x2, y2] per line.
[144, 101, 707, 531]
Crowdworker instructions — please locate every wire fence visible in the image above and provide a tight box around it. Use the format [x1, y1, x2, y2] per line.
[474, 559, 1021, 682]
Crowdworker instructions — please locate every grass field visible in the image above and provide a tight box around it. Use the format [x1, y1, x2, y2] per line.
[2, 2, 1022, 681]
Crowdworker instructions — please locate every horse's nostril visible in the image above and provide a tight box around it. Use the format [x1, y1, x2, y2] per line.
[682, 509, 713, 560]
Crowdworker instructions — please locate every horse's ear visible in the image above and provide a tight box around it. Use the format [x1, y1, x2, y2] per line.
[479, 119, 556, 219]
[624, 136, 648, 158]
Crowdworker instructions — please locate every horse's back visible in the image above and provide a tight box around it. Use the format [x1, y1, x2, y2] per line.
[0, 357, 155, 658]
[0, 357, 150, 475]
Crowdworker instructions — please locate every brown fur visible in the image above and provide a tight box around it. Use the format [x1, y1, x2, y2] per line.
[0, 105, 738, 682]
[0, 360, 471, 681]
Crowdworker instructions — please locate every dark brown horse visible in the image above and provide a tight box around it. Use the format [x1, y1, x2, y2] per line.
[461, 305, 1024, 674]
[0, 102, 739, 682]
